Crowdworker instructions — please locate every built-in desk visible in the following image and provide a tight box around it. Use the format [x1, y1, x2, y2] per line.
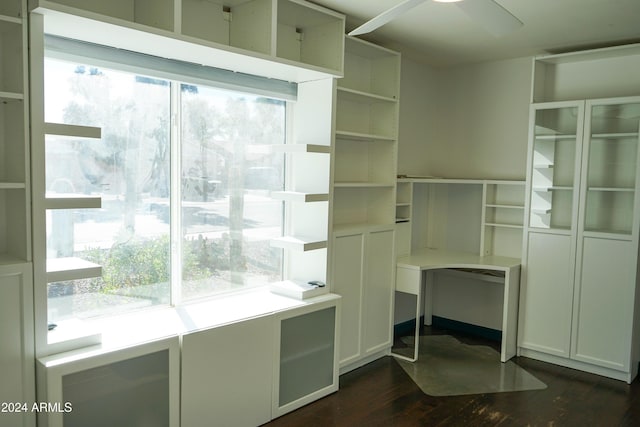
[393, 248, 521, 363]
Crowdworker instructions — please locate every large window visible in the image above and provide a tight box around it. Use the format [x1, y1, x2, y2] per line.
[44, 56, 286, 324]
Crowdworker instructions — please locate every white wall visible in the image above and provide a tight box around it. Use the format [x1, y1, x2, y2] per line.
[396, 57, 440, 177]
[398, 56, 532, 180]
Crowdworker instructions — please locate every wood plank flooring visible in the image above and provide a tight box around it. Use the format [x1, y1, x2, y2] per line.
[265, 328, 640, 426]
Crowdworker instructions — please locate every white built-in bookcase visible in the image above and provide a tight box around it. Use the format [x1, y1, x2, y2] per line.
[0, 1, 36, 426]
[29, 0, 345, 83]
[330, 36, 400, 373]
[519, 43, 640, 383]
[0, 0, 30, 265]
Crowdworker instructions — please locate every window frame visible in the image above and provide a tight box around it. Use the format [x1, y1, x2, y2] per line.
[33, 28, 294, 356]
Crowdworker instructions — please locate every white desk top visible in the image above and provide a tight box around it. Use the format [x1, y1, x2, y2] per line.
[397, 248, 521, 271]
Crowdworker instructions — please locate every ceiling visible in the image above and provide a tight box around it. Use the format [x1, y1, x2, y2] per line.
[309, 0, 640, 67]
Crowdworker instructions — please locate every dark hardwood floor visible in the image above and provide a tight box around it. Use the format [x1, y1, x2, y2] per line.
[266, 327, 640, 426]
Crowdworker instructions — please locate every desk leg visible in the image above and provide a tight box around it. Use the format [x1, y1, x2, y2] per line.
[392, 267, 423, 362]
[500, 266, 520, 362]
[424, 271, 433, 326]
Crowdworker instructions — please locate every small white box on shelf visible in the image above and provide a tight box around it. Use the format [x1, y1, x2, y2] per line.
[270, 280, 327, 300]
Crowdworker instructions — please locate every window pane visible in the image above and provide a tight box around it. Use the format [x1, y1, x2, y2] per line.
[45, 58, 171, 322]
[180, 84, 285, 300]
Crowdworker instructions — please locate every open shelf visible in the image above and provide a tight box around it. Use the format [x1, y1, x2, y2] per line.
[36, 0, 175, 31]
[341, 36, 400, 100]
[275, 0, 344, 73]
[44, 122, 101, 139]
[270, 235, 327, 251]
[46, 256, 102, 282]
[0, 0, 24, 18]
[271, 191, 328, 202]
[181, 0, 272, 55]
[532, 43, 640, 103]
[45, 194, 102, 209]
[272, 143, 330, 154]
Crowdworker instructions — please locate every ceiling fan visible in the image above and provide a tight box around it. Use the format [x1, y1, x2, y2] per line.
[348, 0, 523, 37]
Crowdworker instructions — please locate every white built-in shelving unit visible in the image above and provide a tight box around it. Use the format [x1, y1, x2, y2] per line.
[27, 0, 343, 423]
[330, 36, 400, 373]
[0, 1, 36, 426]
[29, 0, 345, 83]
[519, 43, 640, 383]
[397, 178, 525, 259]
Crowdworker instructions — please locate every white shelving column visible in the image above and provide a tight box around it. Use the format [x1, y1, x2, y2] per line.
[519, 43, 640, 383]
[0, 1, 35, 426]
[331, 36, 400, 373]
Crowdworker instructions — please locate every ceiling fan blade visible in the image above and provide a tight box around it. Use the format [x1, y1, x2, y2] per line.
[455, 0, 523, 37]
[348, 0, 428, 36]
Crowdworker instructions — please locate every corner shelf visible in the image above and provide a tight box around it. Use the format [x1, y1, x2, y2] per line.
[271, 191, 328, 203]
[44, 122, 102, 139]
[45, 194, 102, 209]
[46, 257, 102, 282]
[270, 236, 327, 252]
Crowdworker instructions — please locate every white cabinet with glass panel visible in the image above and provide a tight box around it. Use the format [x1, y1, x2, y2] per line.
[519, 95, 640, 382]
[29, 0, 345, 82]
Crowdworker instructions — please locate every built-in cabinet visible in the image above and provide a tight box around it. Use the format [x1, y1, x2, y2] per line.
[330, 36, 400, 372]
[332, 226, 395, 370]
[0, 1, 35, 426]
[519, 44, 640, 382]
[38, 293, 339, 427]
[29, 0, 345, 83]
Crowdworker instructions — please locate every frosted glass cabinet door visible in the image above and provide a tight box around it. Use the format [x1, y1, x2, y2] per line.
[582, 99, 640, 235]
[529, 103, 583, 230]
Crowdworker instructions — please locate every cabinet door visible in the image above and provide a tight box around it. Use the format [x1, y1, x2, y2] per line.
[362, 228, 395, 355]
[0, 263, 35, 427]
[581, 98, 640, 235]
[528, 103, 583, 231]
[519, 232, 574, 357]
[572, 237, 635, 371]
[331, 232, 364, 366]
[181, 316, 273, 427]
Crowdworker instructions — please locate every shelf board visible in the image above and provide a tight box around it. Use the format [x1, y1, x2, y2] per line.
[484, 222, 524, 229]
[535, 134, 577, 141]
[44, 122, 102, 139]
[396, 218, 410, 223]
[0, 253, 27, 267]
[270, 236, 327, 252]
[334, 182, 395, 188]
[0, 91, 24, 101]
[485, 203, 525, 210]
[45, 194, 102, 209]
[271, 144, 330, 154]
[533, 164, 554, 169]
[396, 202, 411, 207]
[531, 208, 552, 215]
[332, 222, 396, 235]
[337, 86, 397, 103]
[587, 186, 635, 192]
[591, 132, 639, 139]
[271, 191, 329, 202]
[0, 14, 21, 25]
[46, 257, 102, 283]
[533, 186, 573, 192]
[335, 130, 395, 142]
[0, 182, 26, 190]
